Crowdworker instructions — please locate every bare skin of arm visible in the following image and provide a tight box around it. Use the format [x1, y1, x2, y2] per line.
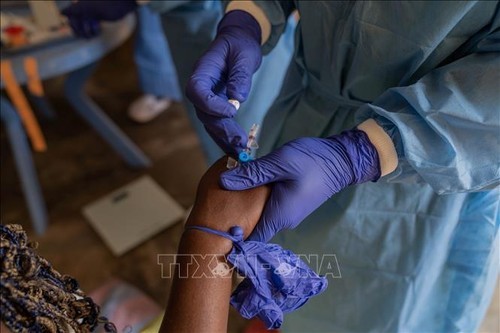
[160, 158, 270, 333]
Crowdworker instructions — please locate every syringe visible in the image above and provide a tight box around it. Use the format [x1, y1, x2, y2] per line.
[226, 123, 260, 169]
[226, 100, 260, 169]
[238, 123, 260, 162]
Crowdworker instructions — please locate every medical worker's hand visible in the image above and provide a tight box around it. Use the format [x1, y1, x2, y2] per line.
[220, 129, 382, 242]
[62, 0, 137, 38]
[185, 10, 262, 156]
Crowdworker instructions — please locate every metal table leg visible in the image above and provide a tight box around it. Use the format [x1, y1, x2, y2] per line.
[64, 63, 151, 168]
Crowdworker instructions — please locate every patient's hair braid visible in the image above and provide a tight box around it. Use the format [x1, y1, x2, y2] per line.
[1, 224, 117, 332]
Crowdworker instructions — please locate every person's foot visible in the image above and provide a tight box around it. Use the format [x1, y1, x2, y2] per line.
[128, 94, 172, 123]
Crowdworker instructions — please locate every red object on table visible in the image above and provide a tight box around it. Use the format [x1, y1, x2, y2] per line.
[4, 25, 28, 47]
[4, 25, 25, 35]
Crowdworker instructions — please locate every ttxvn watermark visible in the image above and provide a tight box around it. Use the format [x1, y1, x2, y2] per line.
[157, 253, 341, 279]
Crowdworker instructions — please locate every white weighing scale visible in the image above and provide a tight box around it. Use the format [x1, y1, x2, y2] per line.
[83, 176, 185, 256]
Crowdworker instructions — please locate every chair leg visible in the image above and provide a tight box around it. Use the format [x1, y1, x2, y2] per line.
[1, 97, 48, 234]
[64, 62, 151, 168]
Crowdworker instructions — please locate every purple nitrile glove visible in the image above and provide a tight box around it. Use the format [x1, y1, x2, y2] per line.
[220, 129, 382, 242]
[185, 225, 328, 329]
[62, 0, 137, 38]
[186, 10, 263, 156]
[228, 241, 328, 329]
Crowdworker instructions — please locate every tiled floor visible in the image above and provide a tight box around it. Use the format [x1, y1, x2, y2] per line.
[1, 37, 497, 333]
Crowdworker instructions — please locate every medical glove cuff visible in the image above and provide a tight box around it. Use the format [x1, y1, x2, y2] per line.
[217, 10, 262, 45]
[329, 129, 381, 184]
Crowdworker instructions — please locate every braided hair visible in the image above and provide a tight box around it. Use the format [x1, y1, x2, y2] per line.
[1, 224, 116, 332]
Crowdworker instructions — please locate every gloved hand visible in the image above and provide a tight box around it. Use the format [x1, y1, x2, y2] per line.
[220, 129, 382, 242]
[185, 10, 263, 156]
[62, 0, 137, 38]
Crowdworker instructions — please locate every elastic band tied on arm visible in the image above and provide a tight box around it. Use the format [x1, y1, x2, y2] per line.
[184, 225, 328, 329]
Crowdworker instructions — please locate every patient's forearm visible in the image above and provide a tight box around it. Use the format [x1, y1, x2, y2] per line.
[160, 231, 233, 333]
[160, 159, 269, 333]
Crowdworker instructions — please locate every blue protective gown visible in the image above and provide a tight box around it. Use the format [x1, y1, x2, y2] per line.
[246, 1, 499, 332]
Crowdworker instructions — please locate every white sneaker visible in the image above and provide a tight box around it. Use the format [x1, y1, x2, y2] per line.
[128, 94, 172, 123]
